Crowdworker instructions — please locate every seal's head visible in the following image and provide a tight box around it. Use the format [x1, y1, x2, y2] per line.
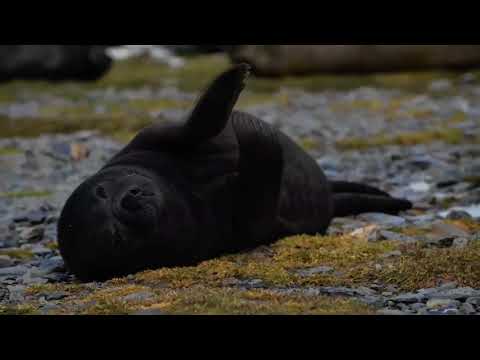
[58, 166, 198, 281]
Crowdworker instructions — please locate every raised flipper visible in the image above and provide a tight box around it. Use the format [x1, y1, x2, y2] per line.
[115, 64, 251, 155]
[231, 112, 284, 249]
[331, 181, 391, 198]
[333, 193, 413, 218]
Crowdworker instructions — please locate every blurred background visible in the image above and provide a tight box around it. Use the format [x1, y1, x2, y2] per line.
[1, 44, 480, 248]
[2, 45, 480, 315]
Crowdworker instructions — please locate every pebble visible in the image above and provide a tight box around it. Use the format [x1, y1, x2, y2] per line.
[0, 265, 29, 277]
[357, 213, 406, 227]
[0, 255, 14, 269]
[122, 292, 156, 303]
[45, 292, 68, 301]
[391, 293, 426, 304]
[426, 299, 461, 309]
[296, 266, 335, 277]
[18, 226, 45, 243]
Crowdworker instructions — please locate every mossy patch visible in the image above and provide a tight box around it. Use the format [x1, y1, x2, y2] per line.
[0, 190, 52, 199]
[0, 304, 38, 316]
[377, 242, 480, 291]
[337, 128, 470, 151]
[0, 147, 22, 157]
[0, 248, 35, 260]
[17, 232, 480, 314]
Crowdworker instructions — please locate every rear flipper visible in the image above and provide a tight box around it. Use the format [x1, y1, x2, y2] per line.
[331, 181, 391, 198]
[333, 193, 413, 218]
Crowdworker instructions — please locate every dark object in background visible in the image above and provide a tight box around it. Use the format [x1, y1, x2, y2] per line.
[0, 45, 113, 82]
[165, 45, 234, 55]
[57, 64, 411, 282]
[229, 45, 480, 77]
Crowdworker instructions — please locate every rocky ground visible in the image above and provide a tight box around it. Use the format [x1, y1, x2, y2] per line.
[1, 55, 480, 315]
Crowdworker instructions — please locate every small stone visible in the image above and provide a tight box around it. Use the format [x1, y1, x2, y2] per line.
[431, 288, 480, 301]
[14, 210, 47, 226]
[357, 213, 406, 227]
[0, 265, 28, 277]
[391, 293, 426, 304]
[0, 255, 14, 269]
[377, 309, 408, 316]
[132, 308, 165, 316]
[452, 237, 471, 249]
[380, 250, 402, 259]
[7, 285, 26, 303]
[45, 292, 68, 301]
[70, 143, 90, 161]
[460, 303, 476, 315]
[378, 231, 417, 243]
[0, 285, 8, 302]
[426, 299, 461, 309]
[411, 303, 427, 312]
[350, 225, 380, 240]
[447, 210, 473, 221]
[29, 244, 52, 256]
[296, 266, 335, 277]
[466, 297, 480, 307]
[39, 257, 65, 274]
[18, 226, 44, 243]
[123, 292, 155, 303]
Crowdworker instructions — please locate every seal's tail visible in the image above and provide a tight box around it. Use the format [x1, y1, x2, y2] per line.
[331, 181, 412, 218]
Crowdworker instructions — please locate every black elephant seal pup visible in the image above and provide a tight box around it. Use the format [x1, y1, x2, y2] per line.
[58, 64, 412, 281]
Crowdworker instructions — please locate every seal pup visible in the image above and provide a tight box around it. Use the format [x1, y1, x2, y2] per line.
[58, 64, 412, 281]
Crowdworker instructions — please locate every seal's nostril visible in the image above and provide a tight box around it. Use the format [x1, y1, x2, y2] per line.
[96, 186, 108, 199]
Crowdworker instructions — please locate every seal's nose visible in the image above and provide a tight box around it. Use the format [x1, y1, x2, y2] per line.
[121, 188, 143, 212]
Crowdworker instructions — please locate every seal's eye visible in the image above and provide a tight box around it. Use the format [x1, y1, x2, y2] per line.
[96, 186, 108, 199]
[129, 188, 142, 197]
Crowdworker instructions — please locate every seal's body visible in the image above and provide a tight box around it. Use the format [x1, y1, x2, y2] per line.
[58, 65, 412, 281]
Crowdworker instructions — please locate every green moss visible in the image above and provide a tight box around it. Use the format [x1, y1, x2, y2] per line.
[337, 128, 469, 151]
[299, 137, 321, 151]
[0, 113, 154, 140]
[0, 191, 52, 199]
[377, 242, 480, 291]
[148, 287, 374, 315]
[0, 147, 22, 157]
[0, 249, 35, 260]
[0, 304, 38, 316]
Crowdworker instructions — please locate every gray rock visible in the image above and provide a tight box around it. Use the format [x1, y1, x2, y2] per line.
[0, 285, 8, 302]
[0, 255, 14, 269]
[14, 210, 46, 225]
[45, 292, 68, 301]
[466, 297, 480, 307]
[379, 231, 417, 243]
[411, 303, 427, 312]
[39, 257, 65, 274]
[460, 303, 477, 315]
[452, 237, 471, 249]
[296, 266, 335, 277]
[0, 265, 28, 277]
[18, 226, 44, 243]
[429, 288, 480, 301]
[29, 244, 52, 256]
[132, 308, 165, 316]
[377, 309, 409, 316]
[122, 292, 156, 303]
[447, 210, 473, 221]
[7, 285, 25, 303]
[357, 213, 406, 227]
[391, 293, 426, 304]
[426, 299, 461, 309]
